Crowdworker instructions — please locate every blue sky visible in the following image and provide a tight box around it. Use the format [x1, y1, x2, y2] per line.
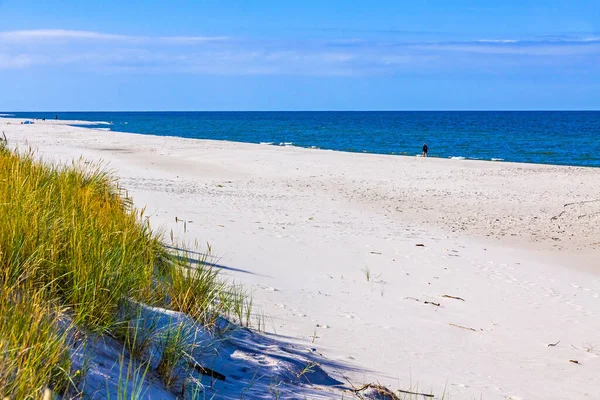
[0, 0, 598, 110]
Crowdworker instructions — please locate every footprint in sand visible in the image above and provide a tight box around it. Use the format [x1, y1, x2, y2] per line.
[257, 285, 279, 292]
[292, 310, 306, 317]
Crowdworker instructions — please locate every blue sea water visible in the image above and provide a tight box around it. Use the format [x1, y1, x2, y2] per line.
[4, 111, 600, 167]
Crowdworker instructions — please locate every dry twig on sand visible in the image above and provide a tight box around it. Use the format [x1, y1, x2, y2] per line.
[404, 297, 440, 307]
[397, 388, 434, 398]
[353, 383, 435, 399]
[353, 383, 400, 400]
[442, 294, 465, 301]
[551, 199, 600, 221]
[405, 297, 440, 307]
[449, 323, 478, 332]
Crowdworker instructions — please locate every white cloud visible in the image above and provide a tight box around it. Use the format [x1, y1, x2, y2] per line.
[0, 29, 228, 44]
[476, 39, 519, 43]
[0, 29, 597, 75]
[159, 36, 230, 43]
[0, 29, 129, 41]
[421, 42, 600, 56]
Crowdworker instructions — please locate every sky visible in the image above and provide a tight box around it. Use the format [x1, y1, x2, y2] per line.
[0, 0, 598, 111]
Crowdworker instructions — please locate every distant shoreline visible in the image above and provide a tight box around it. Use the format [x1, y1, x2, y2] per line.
[2, 115, 596, 171]
[3, 112, 599, 168]
[1, 115, 598, 170]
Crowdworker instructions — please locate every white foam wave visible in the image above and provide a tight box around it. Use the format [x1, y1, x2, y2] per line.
[279, 142, 293, 146]
[95, 128, 111, 131]
[491, 158, 504, 161]
[450, 156, 466, 160]
[259, 142, 274, 145]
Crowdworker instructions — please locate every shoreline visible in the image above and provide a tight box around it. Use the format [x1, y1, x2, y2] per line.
[2, 115, 599, 169]
[3, 117, 600, 399]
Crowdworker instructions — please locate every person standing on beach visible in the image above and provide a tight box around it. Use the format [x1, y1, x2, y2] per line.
[422, 143, 428, 157]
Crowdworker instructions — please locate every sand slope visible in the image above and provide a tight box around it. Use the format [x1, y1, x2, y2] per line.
[3, 118, 600, 399]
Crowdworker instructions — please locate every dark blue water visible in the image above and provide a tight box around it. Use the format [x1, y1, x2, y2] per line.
[4, 111, 600, 167]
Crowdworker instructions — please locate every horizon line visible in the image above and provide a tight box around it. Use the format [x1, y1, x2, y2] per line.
[3, 109, 600, 113]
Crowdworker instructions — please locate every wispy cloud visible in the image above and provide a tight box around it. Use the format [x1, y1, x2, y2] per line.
[0, 29, 228, 43]
[476, 39, 520, 43]
[0, 29, 129, 41]
[0, 29, 598, 76]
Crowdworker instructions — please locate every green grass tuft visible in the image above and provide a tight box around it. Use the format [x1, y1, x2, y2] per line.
[0, 144, 250, 396]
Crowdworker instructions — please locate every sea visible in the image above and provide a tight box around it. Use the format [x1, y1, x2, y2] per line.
[3, 111, 600, 167]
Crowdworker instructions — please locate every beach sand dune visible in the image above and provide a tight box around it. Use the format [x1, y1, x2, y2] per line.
[3, 118, 600, 399]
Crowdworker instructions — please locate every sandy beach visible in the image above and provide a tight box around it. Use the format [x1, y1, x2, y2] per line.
[3, 118, 600, 399]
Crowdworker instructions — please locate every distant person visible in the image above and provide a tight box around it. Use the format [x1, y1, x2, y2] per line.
[55, 115, 58, 120]
[422, 143, 428, 157]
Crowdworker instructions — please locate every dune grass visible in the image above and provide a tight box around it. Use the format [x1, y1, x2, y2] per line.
[0, 144, 248, 397]
[0, 146, 163, 331]
[0, 285, 71, 398]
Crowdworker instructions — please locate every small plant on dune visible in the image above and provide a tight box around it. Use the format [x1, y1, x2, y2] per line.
[111, 348, 150, 400]
[155, 249, 252, 329]
[363, 266, 371, 282]
[226, 284, 253, 328]
[311, 327, 319, 344]
[255, 310, 271, 333]
[583, 343, 597, 354]
[269, 377, 283, 400]
[362, 266, 383, 284]
[156, 325, 190, 388]
[111, 304, 160, 361]
[0, 285, 72, 398]
[296, 362, 318, 381]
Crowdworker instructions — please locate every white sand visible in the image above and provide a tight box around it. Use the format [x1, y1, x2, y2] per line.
[3, 118, 600, 399]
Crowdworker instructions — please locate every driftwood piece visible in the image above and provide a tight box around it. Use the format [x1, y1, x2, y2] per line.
[188, 361, 226, 381]
[569, 359, 580, 364]
[405, 297, 440, 307]
[442, 294, 465, 301]
[547, 340, 560, 347]
[398, 389, 434, 398]
[449, 323, 478, 332]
